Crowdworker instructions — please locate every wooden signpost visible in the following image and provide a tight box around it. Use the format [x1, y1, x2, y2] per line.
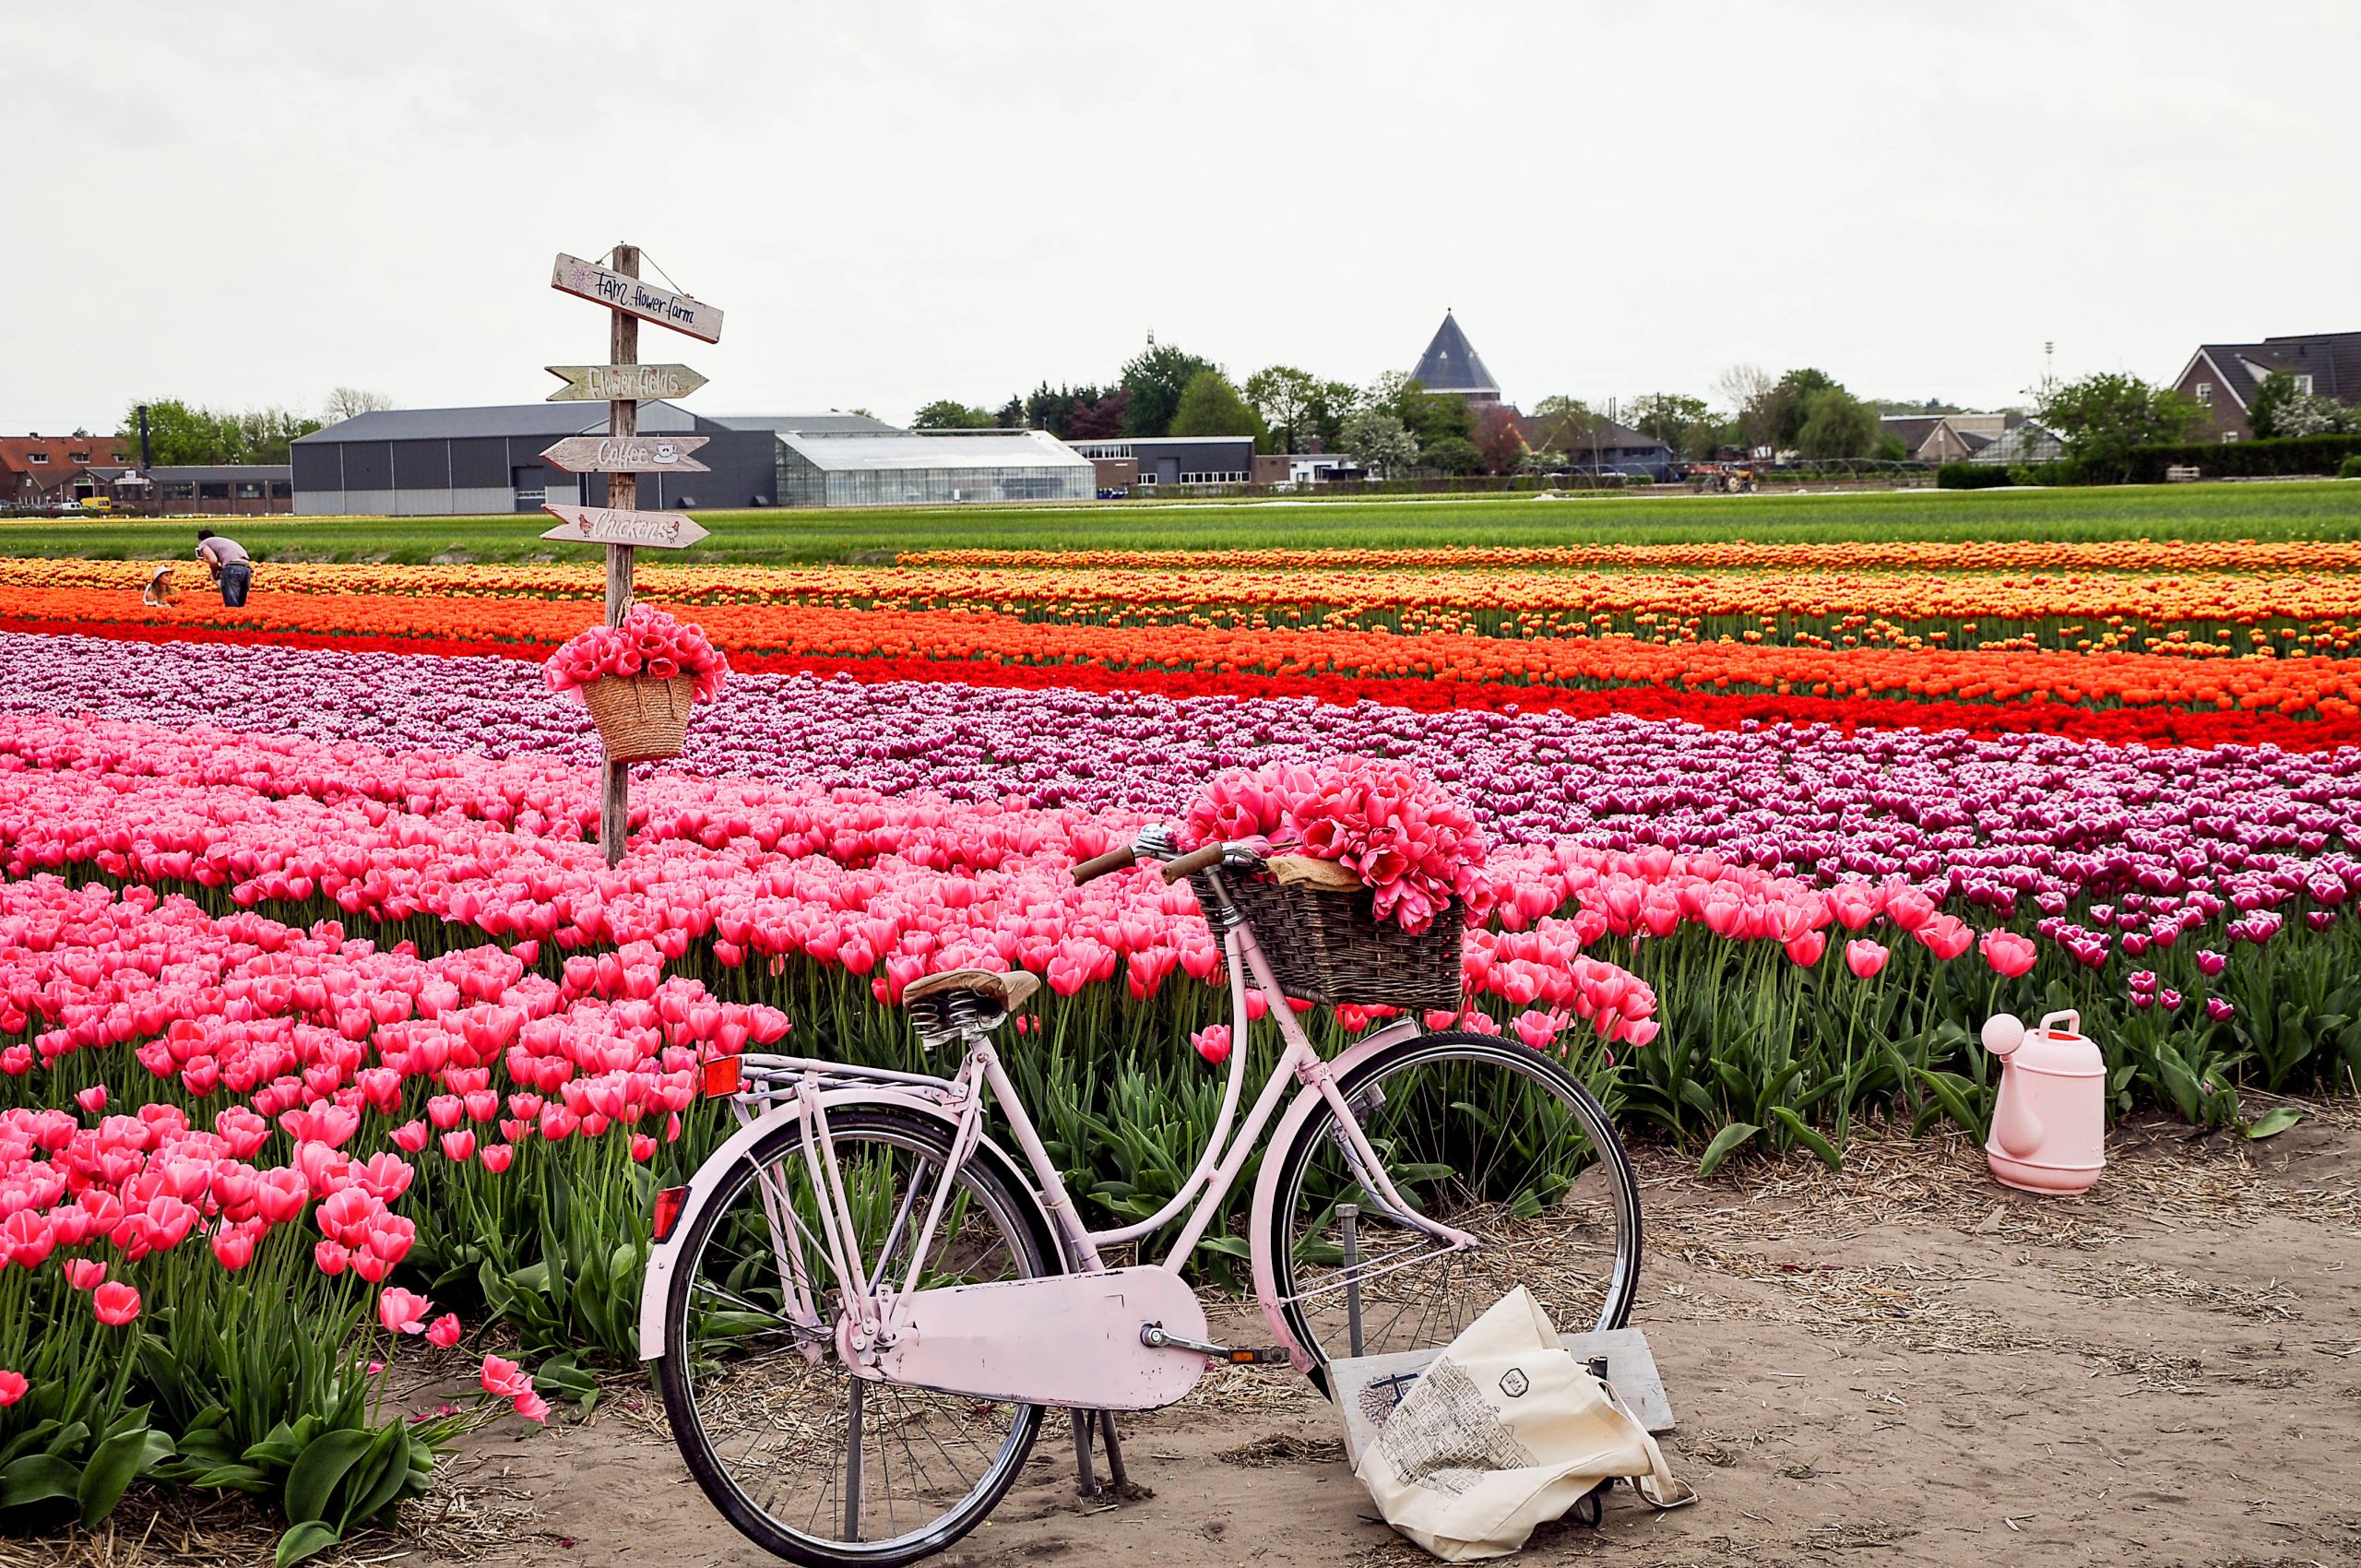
[540, 435, 711, 476]
[545, 363, 709, 403]
[547, 243, 723, 864]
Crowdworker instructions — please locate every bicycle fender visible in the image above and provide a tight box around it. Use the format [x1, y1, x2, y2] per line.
[637, 1086, 973, 1361]
[1245, 1021, 1423, 1372]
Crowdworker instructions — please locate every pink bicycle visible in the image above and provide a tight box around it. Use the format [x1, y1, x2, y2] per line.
[641, 826, 1642, 1565]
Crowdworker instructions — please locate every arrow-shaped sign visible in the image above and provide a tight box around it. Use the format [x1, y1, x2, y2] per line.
[540, 503, 711, 551]
[552, 255, 723, 342]
[546, 363, 710, 403]
[541, 434, 711, 475]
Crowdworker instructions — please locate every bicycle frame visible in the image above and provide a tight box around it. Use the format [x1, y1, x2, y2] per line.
[637, 864, 1478, 1381]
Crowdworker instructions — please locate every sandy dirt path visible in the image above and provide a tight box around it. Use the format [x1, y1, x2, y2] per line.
[27, 1112, 2358, 1568]
[393, 1112, 2361, 1568]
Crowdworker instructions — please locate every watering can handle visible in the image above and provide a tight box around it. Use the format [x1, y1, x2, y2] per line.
[2037, 1009, 2081, 1038]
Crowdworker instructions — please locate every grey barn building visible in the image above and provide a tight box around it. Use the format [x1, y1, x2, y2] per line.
[291, 406, 1096, 514]
[291, 405, 897, 516]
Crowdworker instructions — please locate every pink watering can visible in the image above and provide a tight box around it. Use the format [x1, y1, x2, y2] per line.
[1978, 1010, 2106, 1194]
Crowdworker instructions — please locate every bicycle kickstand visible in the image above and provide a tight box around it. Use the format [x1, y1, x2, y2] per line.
[1070, 1408, 1133, 1500]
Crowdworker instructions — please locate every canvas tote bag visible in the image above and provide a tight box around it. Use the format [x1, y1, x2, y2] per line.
[1353, 1288, 1695, 1561]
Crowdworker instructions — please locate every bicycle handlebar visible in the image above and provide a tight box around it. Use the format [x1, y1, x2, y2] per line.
[1071, 845, 1140, 885]
[1157, 844, 1227, 884]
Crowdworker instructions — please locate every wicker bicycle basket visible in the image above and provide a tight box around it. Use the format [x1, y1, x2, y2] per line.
[580, 674, 695, 764]
[1224, 870, 1465, 1012]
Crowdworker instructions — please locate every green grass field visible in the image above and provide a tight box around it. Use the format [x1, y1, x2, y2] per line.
[6, 481, 2357, 564]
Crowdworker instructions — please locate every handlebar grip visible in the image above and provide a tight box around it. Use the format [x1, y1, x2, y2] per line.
[1159, 844, 1228, 884]
[1072, 846, 1140, 885]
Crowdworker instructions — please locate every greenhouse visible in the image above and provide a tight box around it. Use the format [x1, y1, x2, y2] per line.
[768, 427, 1095, 507]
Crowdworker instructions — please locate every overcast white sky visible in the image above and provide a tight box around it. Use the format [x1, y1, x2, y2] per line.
[6, 1, 2353, 434]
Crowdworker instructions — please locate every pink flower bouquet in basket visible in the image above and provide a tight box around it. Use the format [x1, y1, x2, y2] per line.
[543, 604, 729, 764]
[1179, 757, 1490, 933]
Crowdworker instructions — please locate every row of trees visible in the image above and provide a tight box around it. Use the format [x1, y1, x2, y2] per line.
[915, 350, 1942, 475]
[114, 388, 393, 466]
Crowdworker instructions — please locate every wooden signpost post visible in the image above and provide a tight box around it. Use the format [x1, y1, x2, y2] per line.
[546, 243, 723, 865]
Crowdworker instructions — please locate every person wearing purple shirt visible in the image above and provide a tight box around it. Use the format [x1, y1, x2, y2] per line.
[195, 530, 252, 607]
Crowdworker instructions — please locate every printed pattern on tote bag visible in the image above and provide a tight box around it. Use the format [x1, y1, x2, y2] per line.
[1373, 1357, 1537, 1496]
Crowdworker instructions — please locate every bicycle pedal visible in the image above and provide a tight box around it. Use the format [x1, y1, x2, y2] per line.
[1220, 1347, 1294, 1366]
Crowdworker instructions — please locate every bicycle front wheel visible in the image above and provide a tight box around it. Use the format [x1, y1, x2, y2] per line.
[1265, 1030, 1641, 1379]
[658, 1107, 1058, 1567]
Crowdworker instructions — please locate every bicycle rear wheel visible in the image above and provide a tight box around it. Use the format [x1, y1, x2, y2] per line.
[1265, 1030, 1641, 1380]
[658, 1107, 1058, 1567]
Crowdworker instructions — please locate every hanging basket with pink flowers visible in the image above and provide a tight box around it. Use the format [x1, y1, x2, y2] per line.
[1177, 758, 1490, 1010]
[544, 605, 730, 765]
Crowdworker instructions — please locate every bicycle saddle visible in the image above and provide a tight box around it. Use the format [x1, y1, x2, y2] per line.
[903, 968, 1040, 1011]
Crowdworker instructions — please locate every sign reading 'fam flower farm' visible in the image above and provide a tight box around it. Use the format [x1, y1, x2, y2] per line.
[539, 503, 711, 550]
[544, 363, 710, 403]
[539, 434, 711, 475]
[551, 254, 724, 342]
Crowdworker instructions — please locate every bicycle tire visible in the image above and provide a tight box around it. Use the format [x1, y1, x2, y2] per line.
[1264, 1030, 1642, 1385]
[658, 1106, 1062, 1567]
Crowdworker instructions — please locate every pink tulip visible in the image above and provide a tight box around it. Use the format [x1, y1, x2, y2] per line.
[481, 1354, 531, 1399]
[1191, 1024, 1231, 1066]
[480, 1143, 514, 1174]
[211, 1227, 255, 1271]
[1511, 1010, 1561, 1050]
[75, 1085, 107, 1115]
[512, 1390, 551, 1425]
[314, 1239, 350, 1277]
[425, 1313, 463, 1349]
[1979, 929, 2039, 979]
[439, 1129, 476, 1163]
[377, 1288, 433, 1336]
[1785, 930, 1826, 968]
[0, 1370, 26, 1407]
[66, 1258, 106, 1291]
[1845, 940, 1890, 980]
[2205, 996, 2236, 1022]
[92, 1282, 141, 1326]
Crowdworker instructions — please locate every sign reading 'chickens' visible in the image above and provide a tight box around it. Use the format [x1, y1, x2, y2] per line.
[539, 504, 710, 550]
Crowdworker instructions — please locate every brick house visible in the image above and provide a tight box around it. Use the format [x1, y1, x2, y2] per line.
[0, 434, 132, 510]
[2170, 331, 2361, 442]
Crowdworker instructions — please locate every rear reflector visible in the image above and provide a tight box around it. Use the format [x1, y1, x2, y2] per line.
[702, 1055, 742, 1099]
[652, 1184, 687, 1241]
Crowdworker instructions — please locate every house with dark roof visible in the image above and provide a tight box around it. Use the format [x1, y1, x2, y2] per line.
[1880, 415, 1975, 465]
[2172, 331, 2361, 442]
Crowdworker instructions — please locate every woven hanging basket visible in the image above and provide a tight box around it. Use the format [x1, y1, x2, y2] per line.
[1225, 863, 1465, 1012]
[581, 674, 696, 764]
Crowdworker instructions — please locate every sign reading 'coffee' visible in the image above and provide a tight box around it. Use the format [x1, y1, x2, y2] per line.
[540, 434, 711, 474]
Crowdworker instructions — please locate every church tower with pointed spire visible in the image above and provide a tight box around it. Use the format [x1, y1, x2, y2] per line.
[1411, 310, 1502, 405]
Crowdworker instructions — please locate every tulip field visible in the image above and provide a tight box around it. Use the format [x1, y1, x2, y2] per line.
[4, 500, 2361, 1555]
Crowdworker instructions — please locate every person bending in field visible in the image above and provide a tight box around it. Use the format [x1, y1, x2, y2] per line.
[196, 529, 252, 607]
[141, 564, 174, 606]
